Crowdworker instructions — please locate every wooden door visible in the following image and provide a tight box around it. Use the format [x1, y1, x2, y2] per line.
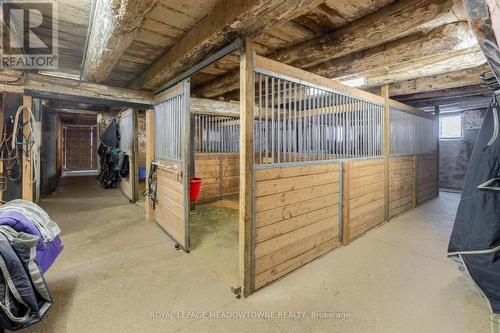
[153, 80, 191, 251]
[64, 126, 97, 171]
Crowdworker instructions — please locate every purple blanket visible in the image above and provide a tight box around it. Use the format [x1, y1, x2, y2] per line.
[0, 211, 63, 274]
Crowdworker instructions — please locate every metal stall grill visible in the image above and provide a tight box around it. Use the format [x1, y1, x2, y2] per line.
[154, 90, 186, 163]
[194, 114, 240, 153]
[415, 116, 438, 155]
[119, 113, 133, 154]
[390, 107, 438, 156]
[253, 71, 384, 166]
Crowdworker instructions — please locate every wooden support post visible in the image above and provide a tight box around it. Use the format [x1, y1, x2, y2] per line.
[381, 85, 390, 221]
[145, 109, 155, 222]
[342, 161, 351, 245]
[22, 95, 33, 202]
[239, 38, 255, 298]
[132, 110, 139, 202]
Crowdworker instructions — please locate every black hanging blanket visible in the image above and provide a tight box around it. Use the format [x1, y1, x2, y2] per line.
[448, 95, 500, 327]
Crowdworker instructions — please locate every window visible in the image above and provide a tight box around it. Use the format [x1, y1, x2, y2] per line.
[439, 115, 462, 139]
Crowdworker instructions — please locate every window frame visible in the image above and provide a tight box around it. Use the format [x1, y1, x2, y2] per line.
[439, 114, 463, 140]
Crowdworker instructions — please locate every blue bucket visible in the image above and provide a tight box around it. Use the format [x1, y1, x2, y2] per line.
[139, 166, 146, 182]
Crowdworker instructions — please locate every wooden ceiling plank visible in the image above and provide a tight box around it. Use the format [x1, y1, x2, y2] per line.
[322, 0, 394, 21]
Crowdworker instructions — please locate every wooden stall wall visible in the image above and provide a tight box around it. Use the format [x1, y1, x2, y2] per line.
[253, 163, 341, 290]
[343, 159, 385, 243]
[417, 154, 439, 204]
[389, 156, 416, 218]
[155, 166, 187, 248]
[195, 153, 239, 202]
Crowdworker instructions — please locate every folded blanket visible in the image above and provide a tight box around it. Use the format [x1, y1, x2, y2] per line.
[0, 200, 60, 242]
[0, 211, 63, 274]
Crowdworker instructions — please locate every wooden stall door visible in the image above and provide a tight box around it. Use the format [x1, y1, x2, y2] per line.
[119, 109, 136, 202]
[153, 80, 191, 251]
[64, 126, 97, 171]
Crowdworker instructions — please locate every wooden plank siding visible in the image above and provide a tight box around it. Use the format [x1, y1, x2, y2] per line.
[343, 158, 386, 243]
[195, 153, 239, 202]
[416, 154, 439, 204]
[389, 156, 415, 218]
[254, 163, 341, 290]
[155, 166, 186, 248]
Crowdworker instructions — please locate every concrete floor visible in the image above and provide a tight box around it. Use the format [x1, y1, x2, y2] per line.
[20, 176, 490, 333]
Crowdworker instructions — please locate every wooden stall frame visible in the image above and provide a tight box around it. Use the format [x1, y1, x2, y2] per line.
[141, 41, 438, 296]
[242, 52, 437, 295]
[239, 38, 255, 297]
[22, 95, 33, 202]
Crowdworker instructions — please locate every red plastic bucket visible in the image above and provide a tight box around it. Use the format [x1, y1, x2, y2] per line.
[189, 177, 202, 202]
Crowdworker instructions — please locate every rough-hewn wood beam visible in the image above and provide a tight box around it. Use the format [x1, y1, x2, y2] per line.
[82, 0, 158, 82]
[311, 22, 476, 78]
[418, 96, 492, 112]
[0, 70, 153, 106]
[393, 84, 491, 103]
[373, 64, 491, 96]
[412, 95, 492, 108]
[337, 47, 486, 88]
[272, 0, 465, 68]
[195, 21, 476, 98]
[133, 0, 322, 90]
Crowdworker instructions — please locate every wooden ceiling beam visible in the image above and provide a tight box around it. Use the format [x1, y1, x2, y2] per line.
[372, 64, 491, 96]
[411, 95, 491, 108]
[81, 0, 158, 82]
[195, 21, 477, 98]
[393, 84, 490, 103]
[272, 0, 465, 68]
[418, 96, 492, 112]
[338, 47, 486, 88]
[132, 0, 323, 90]
[0, 70, 153, 106]
[314, 22, 476, 79]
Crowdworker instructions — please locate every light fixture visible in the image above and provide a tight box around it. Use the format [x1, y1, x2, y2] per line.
[340, 77, 367, 88]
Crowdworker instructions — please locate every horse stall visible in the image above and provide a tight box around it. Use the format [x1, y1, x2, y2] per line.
[239, 47, 438, 296]
[147, 82, 241, 288]
[146, 41, 438, 297]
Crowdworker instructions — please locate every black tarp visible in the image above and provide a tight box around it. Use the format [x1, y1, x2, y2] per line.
[448, 95, 500, 319]
[100, 118, 120, 148]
